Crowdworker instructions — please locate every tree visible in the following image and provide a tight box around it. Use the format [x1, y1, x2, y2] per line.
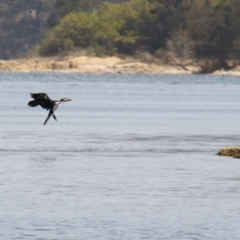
[0, 0, 54, 59]
[39, 0, 148, 56]
[186, 0, 240, 58]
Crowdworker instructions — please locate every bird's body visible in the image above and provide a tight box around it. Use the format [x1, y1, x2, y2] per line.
[28, 93, 72, 125]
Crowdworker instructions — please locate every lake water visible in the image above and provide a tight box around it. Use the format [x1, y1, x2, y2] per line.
[0, 72, 240, 240]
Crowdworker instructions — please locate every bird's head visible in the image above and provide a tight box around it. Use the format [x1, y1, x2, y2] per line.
[60, 98, 72, 103]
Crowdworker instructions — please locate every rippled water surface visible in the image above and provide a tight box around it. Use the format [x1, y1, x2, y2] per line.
[1, 72, 240, 239]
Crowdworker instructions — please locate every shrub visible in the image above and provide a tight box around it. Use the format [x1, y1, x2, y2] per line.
[39, 0, 148, 56]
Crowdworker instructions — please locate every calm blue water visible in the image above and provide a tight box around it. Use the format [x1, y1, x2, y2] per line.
[0, 72, 240, 240]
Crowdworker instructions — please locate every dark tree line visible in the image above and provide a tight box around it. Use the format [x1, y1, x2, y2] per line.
[0, 0, 240, 61]
[0, 0, 56, 59]
[0, 0, 128, 59]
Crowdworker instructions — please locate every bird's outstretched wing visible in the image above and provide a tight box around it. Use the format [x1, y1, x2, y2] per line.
[28, 92, 53, 110]
[44, 109, 54, 125]
[30, 93, 50, 100]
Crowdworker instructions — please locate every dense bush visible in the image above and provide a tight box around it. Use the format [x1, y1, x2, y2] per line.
[39, 0, 149, 56]
[40, 0, 240, 59]
[1, 0, 240, 60]
[39, 12, 97, 55]
[185, 0, 240, 58]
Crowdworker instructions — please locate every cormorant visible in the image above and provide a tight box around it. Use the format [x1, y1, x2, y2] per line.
[28, 93, 72, 125]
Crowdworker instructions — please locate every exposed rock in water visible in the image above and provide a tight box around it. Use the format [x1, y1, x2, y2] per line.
[216, 146, 240, 158]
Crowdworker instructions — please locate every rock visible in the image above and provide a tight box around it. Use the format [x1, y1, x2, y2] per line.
[216, 146, 240, 158]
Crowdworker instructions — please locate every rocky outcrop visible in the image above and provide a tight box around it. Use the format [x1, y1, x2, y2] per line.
[217, 146, 240, 158]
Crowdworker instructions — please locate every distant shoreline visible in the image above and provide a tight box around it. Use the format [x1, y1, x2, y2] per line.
[0, 56, 240, 75]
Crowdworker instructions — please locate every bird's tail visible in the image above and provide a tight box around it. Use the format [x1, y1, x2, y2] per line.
[53, 114, 58, 122]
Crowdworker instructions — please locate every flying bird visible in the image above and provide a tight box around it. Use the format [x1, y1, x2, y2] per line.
[28, 93, 72, 125]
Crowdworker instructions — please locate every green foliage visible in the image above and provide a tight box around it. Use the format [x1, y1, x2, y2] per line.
[39, 0, 148, 56]
[186, 0, 240, 57]
[39, 11, 98, 55]
[55, 0, 99, 17]
[1, 0, 240, 60]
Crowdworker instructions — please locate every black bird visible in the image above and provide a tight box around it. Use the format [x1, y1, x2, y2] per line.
[28, 93, 72, 125]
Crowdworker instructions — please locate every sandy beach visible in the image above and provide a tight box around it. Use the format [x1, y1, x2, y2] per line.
[0, 56, 240, 75]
